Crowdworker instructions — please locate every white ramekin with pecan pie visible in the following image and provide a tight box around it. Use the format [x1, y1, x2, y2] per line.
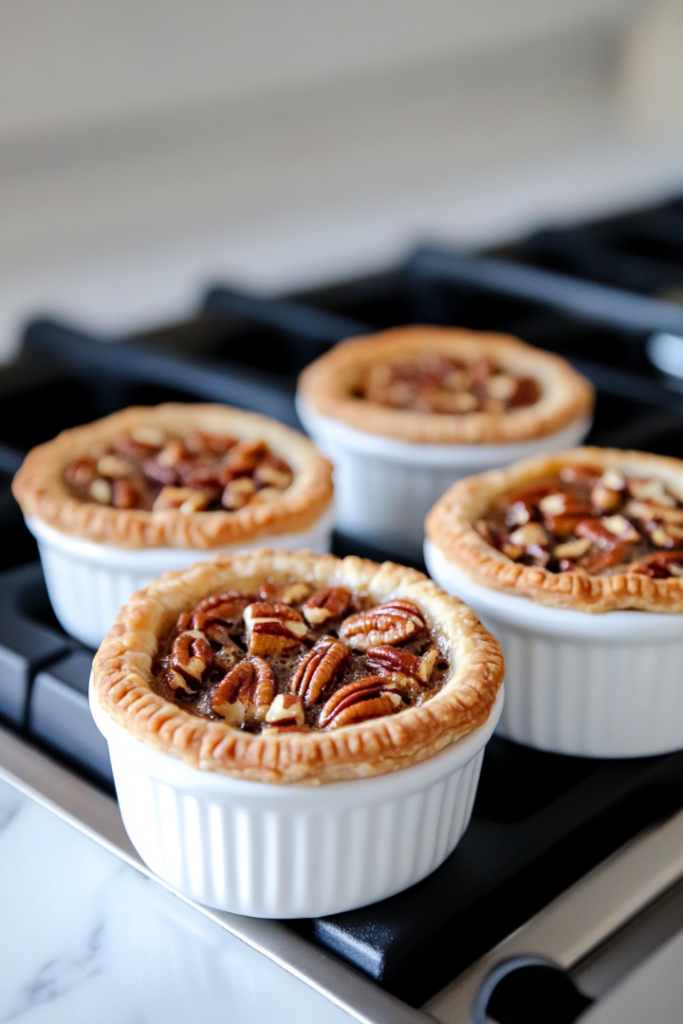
[297, 325, 594, 558]
[425, 447, 683, 757]
[90, 550, 504, 917]
[12, 404, 334, 647]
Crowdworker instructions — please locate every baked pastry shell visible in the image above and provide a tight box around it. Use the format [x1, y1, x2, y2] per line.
[426, 446, 683, 613]
[297, 325, 594, 445]
[91, 549, 504, 785]
[12, 403, 334, 549]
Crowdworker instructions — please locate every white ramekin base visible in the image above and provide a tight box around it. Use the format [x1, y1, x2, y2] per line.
[91, 686, 503, 918]
[28, 507, 334, 649]
[425, 539, 683, 758]
[297, 396, 591, 560]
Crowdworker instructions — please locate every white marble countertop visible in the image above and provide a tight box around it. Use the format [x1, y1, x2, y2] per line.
[0, 775, 356, 1024]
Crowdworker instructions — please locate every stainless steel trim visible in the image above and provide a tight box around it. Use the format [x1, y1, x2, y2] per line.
[426, 809, 683, 1023]
[0, 725, 431, 1024]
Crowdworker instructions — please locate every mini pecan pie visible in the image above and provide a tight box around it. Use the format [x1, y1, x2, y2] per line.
[92, 551, 504, 783]
[426, 447, 683, 613]
[12, 404, 333, 549]
[298, 326, 594, 445]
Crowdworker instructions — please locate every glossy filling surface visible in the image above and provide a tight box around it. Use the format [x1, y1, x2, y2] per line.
[355, 354, 540, 415]
[478, 465, 683, 577]
[152, 582, 449, 733]
[64, 426, 293, 512]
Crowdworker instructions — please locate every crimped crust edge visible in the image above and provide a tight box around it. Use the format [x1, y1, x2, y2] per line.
[12, 404, 334, 549]
[426, 446, 683, 613]
[91, 549, 504, 784]
[297, 325, 594, 445]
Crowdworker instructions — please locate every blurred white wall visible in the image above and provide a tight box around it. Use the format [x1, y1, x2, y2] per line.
[1, 0, 683, 353]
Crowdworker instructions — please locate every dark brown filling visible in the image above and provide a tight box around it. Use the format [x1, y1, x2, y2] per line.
[478, 465, 683, 577]
[355, 354, 540, 415]
[151, 582, 449, 734]
[64, 427, 293, 512]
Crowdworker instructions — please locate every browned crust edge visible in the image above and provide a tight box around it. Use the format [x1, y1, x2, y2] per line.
[91, 550, 504, 784]
[297, 325, 594, 445]
[12, 404, 334, 549]
[426, 446, 683, 613]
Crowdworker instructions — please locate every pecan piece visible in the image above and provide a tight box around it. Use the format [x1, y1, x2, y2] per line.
[302, 587, 352, 626]
[222, 478, 256, 510]
[338, 599, 425, 651]
[89, 478, 113, 504]
[259, 581, 311, 605]
[319, 677, 404, 730]
[184, 431, 237, 454]
[211, 657, 276, 725]
[169, 630, 214, 692]
[65, 456, 97, 487]
[190, 591, 252, 634]
[365, 645, 438, 684]
[253, 454, 293, 490]
[626, 500, 683, 526]
[153, 486, 211, 513]
[627, 552, 683, 577]
[560, 465, 601, 484]
[264, 693, 306, 729]
[289, 637, 351, 705]
[225, 439, 269, 475]
[244, 602, 308, 655]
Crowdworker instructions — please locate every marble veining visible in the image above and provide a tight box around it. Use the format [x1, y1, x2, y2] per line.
[0, 777, 354, 1024]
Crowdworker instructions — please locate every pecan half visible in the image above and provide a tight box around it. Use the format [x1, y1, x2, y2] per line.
[190, 591, 252, 634]
[264, 693, 306, 729]
[210, 657, 276, 725]
[169, 630, 214, 692]
[319, 677, 404, 730]
[364, 645, 437, 684]
[244, 602, 308, 655]
[338, 599, 425, 651]
[289, 637, 351, 704]
[302, 587, 352, 626]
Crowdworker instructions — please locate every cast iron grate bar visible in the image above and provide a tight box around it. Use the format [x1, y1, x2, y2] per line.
[408, 246, 683, 335]
[204, 283, 369, 345]
[23, 318, 301, 428]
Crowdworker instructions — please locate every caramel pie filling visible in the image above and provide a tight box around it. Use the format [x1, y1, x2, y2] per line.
[356, 353, 540, 415]
[64, 427, 294, 512]
[152, 583, 449, 733]
[478, 465, 683, 577]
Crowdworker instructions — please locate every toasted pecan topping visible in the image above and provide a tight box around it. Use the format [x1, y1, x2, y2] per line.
[153, 586, 448, 733]
[480, 468, 683, 577]
[356, 352, 540, 415]
[64, 428, 293, 513]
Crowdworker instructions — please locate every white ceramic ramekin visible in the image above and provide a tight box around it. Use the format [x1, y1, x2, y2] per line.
[425, 539, 683, 758]
[28, 506, 334, 649]
[298, 396, 590, 560]
[90, 685, 503, 918]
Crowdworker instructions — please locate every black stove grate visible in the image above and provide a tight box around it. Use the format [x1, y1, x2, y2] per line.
[3, 231, 683, 1005]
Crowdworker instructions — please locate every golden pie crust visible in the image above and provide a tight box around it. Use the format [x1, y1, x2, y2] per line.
[12, 404, 334, 549]
[91, 550, 504, 784]
[297, 325, 594, 445]
[426, 447, 683, 613]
